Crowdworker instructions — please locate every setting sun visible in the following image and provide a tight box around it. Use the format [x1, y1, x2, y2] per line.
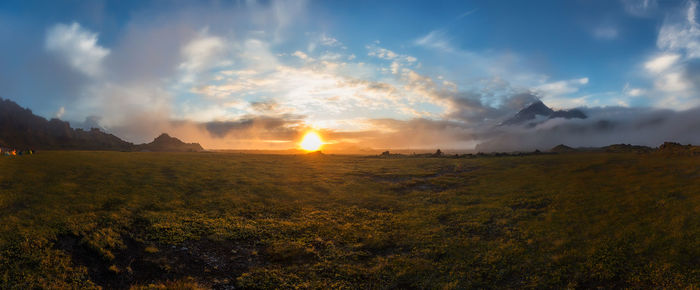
[300, 132, 323, 151]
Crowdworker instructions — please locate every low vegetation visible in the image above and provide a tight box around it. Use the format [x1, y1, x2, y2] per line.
[0, 151, 699, 288]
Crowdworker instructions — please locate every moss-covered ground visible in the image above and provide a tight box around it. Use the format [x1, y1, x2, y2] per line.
[0, 151, 698, 288]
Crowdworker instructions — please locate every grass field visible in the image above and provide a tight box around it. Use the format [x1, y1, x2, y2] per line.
[0, 151, 699, 288]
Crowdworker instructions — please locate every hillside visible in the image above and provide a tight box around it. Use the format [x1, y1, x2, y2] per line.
[136, 133, 204, 152]
[656, 142, 700, 156]
[0, 98, 202, 151]
[550, 144, 576, 153]
[0, 98, 132, 150]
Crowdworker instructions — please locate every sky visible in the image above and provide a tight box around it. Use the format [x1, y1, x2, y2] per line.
[1, 0, 700, 151]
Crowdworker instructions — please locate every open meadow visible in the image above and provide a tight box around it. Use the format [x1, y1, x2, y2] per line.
[1, 151, 699, 288]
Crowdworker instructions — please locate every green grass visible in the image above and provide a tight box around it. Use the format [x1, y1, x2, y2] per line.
[0, 151, 699, 288]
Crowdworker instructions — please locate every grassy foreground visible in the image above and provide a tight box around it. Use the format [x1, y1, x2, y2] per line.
[0, 151, 699, 288]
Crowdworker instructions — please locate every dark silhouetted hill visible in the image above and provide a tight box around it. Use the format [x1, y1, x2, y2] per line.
[0, 98, 132, 150]
[656, 142, 700, 156]
[0, 98, 203, 151]
[501, 100, 587, 126]
[602, 144, 653, 153]
[550, 144, 576, 153]
[136, 133, 203, 152]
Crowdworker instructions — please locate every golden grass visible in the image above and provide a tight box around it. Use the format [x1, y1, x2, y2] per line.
[0, 151, 698, 288]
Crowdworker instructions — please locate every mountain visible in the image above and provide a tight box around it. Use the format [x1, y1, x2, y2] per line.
[0, 98, 132, 150]
[656, 142, 700, 156]
[501, 100, 587, 126]
[136, 133, 203, 152]
[0, 97, 202, 151]
[550, 144, 577, 153]
[602, 144, 653, 153]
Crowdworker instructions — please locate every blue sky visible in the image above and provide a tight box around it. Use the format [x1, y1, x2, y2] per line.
[1, 0, 699, 150]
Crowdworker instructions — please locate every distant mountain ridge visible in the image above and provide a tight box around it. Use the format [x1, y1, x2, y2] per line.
[501, 100, 587, 126]
[0, 98, 203, 151]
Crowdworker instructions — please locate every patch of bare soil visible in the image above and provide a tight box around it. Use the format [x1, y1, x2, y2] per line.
[54, 234, 263, 289]
[354, 165, 481, 193]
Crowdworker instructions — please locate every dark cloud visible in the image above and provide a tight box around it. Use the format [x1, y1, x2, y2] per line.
[204, 115, 304, 139]
[682, 59, 700, 90]
[250, 100, 279, 113]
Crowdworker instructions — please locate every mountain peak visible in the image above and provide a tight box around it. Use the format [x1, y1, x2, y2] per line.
[153, 133, 174, 142]
[501, 100, 587, 126]
[524, 100, 554, 115]
[139, 133, 203, 152]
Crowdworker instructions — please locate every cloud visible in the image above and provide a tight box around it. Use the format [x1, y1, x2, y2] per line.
[457, 9, 478, 19]
[366, 44, 417, 75]
[306, 33, 344, 52]
[414, 29, 453, 52]
[621, 0, 658, 17]
[204, 115, 304, 139]
[319, 34, 342, 47]
[535, 77, 589, 96]
[71, 115, 103, 130]
[476, 105, 700, 152]
[178, 30, 227, 82]
[593, 26, 618, 40]
[366, 45, 398, 60]
[55, 106, 65, 119]
[45, 22, 110, 77]
[293, 50, 312, 61]
[654, 72, 691, 92]
[644, 53, 681, 73]
[623, 83, 646, 97]
[657, 1, 700, 57]
[637, 1, 700, 108]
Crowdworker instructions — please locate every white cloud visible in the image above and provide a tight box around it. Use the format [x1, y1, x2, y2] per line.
[307, 33, 345, 52]
[319, 34, 342, 47]
[414, 29, 452, 51]
[366, 44, 418, 63]
[621, 0, 658, 17]
[623, 83, 646, 97]
[55, 106, 65, 118]
[626, 88, 644, 96]
[531, 77, 590, 108]
[367, 45, 398, 59]
[365, 44, 418, 76]
[390, 61, 400, 74]
[178, 30, 227, 82]
[45, 22, 110, 77]
[293, 50, 312, 60]
[644, 53, 681, 73]
[535, 77, 589, 96]
[637, 1, 700, 109]
[593, 26, 618, 40]
[657, 1, 700, 57]
[654, 72, 691, 92]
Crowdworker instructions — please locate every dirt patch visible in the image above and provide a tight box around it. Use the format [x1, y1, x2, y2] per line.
[54, 234, 263, 289]
[509, 198, 552, 211]
[355, 166, 481, 193]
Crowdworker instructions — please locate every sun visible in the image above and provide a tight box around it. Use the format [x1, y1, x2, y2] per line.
[300, 131, 323, 151]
